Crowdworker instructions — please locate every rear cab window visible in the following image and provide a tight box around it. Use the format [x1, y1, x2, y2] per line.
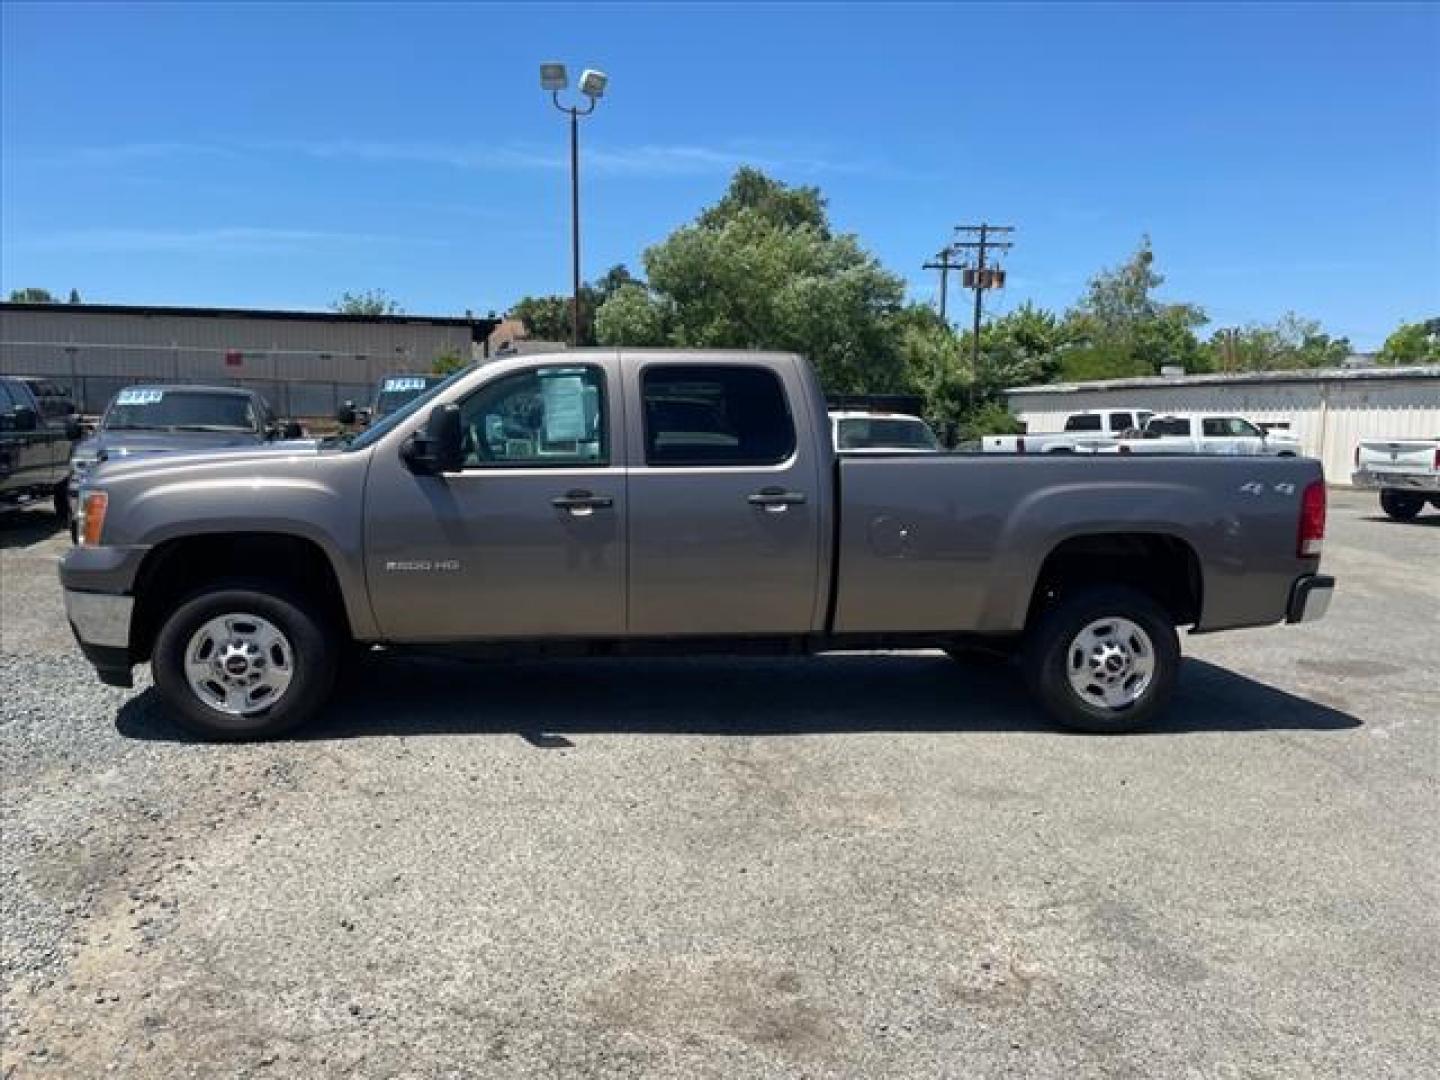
[641, 365, 795, 466]
[1064, 414, 1103, 432]
[1147, 418, 1192, 437]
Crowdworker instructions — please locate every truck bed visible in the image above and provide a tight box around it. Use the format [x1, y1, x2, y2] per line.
[831, 453, 1324, 637]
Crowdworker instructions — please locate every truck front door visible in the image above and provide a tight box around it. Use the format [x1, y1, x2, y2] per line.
[364, 359, 625, 641]
[623, 358, 824, 635]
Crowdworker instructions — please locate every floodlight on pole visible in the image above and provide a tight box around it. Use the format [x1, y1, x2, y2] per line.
[544, 62, 608, 347]
[579, 69, 608, 99]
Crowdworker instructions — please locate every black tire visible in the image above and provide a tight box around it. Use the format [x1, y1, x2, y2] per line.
[1022, 585, 1179, 734]
[151, 584, 338, 741]
[1380, 489, 1425, 521]
[52, 480, 69, 522]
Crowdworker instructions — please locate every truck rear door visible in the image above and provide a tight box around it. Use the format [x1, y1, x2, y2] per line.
[623, 356, 825, 635]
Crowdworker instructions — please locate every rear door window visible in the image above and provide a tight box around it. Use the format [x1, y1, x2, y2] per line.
[1109, 412, 1133, 431]
[1064, 414, 1103, 432]
[642, 365, 795, 466]
[1147, 418, 1192, 437]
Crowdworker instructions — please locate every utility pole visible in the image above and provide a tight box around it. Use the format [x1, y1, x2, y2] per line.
[952, 223, 1015, 403]
[922, 248, 963, 324]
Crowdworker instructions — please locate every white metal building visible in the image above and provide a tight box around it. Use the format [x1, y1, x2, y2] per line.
[1004, 366, 1440, 482]
[0, 302, 499, 416]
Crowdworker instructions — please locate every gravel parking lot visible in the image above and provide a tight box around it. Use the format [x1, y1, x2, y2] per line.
[2, 489, 1436, 1079]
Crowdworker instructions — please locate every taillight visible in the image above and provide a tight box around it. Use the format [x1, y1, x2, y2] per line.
[1298, 480, 1325, 557]
[1434, 446, 1440, 469]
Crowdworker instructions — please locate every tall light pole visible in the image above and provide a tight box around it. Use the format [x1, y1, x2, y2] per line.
[541, 62, 608, 347]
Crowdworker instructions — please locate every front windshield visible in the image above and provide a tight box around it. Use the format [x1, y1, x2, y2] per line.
[837, 417, 940, 450]
[344, 365, 474, 452]
[374, 375, 445, 419]
[103, 389, 258, 433]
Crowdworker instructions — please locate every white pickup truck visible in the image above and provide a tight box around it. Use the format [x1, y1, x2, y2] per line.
[982, 409, 1153, 454]
[830, 410, 941, 453]
[1352, 437, 1440, 520]
[1105, 414, 1302, 457]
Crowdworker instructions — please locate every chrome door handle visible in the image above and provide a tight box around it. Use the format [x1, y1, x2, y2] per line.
[551, 489, 613, 513]
[747, 487, 807, 512]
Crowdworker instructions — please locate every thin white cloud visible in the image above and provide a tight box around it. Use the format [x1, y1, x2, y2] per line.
[16, 138, 886, 179]
[7, 226, 427, 255]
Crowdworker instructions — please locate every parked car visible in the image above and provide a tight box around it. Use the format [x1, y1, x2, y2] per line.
[830, 409, 941, 453]
[1, 375, 80, 518]
[15, 376, 78, 426]
[1104, 414, 1302, 456]
[60, 350, 1333, 741]
[982, 409, 1154, 454]
[337, 373, 449, 429]
[68, 384, 303, 521]
[1352, 436, 1440, 520]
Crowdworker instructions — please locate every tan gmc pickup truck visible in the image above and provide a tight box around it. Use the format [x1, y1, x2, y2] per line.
[61, 350, 1334, 740]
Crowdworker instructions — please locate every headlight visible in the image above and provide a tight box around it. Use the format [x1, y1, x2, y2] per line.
[77, 490, 108, 547]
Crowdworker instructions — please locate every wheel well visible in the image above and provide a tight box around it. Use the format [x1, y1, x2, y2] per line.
[129, 533, 349, 662]
[1026, 533, 1202, 629]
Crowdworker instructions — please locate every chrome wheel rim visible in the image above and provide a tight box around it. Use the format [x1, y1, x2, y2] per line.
[184, 613, 294, 716]
[1066, 617, 1155, 711]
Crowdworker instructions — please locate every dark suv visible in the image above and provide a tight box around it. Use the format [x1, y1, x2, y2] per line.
[1, 375, 80, 518]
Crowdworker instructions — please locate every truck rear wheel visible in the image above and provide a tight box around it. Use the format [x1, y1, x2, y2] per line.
[1023, 586, 1178, 734]
[151, 584, 338, 741]
[1380, 489, 1425, 521]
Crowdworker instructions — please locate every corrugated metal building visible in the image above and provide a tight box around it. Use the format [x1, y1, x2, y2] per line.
[0, 302, 499, 416]
[1004, 366, 1440, 482]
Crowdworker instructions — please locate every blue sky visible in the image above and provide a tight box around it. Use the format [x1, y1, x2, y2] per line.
[2, 2, 1436, 347]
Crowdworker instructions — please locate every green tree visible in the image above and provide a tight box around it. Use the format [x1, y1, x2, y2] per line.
[68, 288, 82, 304]
[1066, 236, 1207, 375]
[331, 289, 402, 317]
[431, 348, 466, 375]
[593, 282, 669, 345]
[508, 264, 637, 345]
[1205, 313, 1351, 372]
[509, 294, 575, 342]
[1377, 319, 1440, 365]
[593, 168, 907, 394]
[8, 287, 57, 302]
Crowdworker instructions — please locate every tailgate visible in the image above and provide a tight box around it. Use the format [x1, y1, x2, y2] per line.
[1358, 439, 1440, 473]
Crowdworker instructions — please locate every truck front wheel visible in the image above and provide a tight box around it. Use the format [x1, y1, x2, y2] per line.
[1023, 586, 1179, 734]
[1380, 489, 1425, 521]
[152, 585, 338, 740]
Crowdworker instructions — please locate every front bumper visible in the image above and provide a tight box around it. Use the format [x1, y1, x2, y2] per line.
[62, 589, 135, 688]
[1286, 574, 1335, 625]
[1351, 469, 1440, 493]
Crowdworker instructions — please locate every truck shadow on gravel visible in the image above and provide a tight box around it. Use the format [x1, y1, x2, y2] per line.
[115, 654, 1359, 743]
[0, 508, 66, 548]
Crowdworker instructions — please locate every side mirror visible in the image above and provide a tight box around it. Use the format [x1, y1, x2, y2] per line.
[283, 421, 304, 440]
[336, 402, 357, 426]
[65, 418, 84, 441]
[400, 403, 464, 475]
